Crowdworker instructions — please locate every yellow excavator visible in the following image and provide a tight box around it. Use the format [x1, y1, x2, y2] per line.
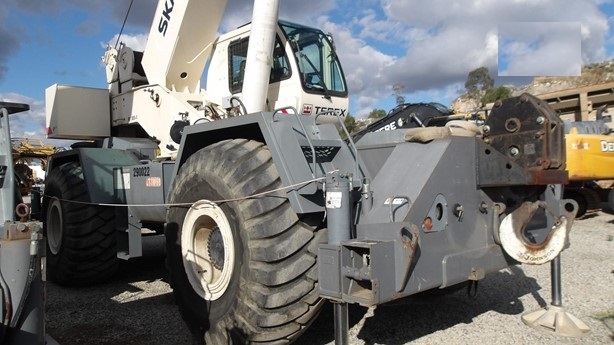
[11, 138, 58, 196]
[563, 106, 614, 217]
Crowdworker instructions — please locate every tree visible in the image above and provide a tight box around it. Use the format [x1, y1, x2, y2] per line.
[465, 67, 494, 93]
[481, 86, 511, 105]
[393, 83, 406, 105]
[344, 114, 357, 132]
[338, 114, 357, 139]
[465, 67, 494, 106]
[368, 109, 386, 120]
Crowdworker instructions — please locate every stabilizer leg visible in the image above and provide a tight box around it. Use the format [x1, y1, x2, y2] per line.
[521, 256, 590, 337]
[334, 302, 348, 345]
[326, 171, 351, 345]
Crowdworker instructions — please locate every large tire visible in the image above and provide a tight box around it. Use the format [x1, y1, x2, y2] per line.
[166, 139, 325, 344]
[564, 187, 601, 218]
[564, 190, 587, 218]
[43, 162, 118, 285]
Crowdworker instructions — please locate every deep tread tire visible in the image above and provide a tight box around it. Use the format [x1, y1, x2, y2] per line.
[43, 162, 118, 285]
[166, 139, 325, 344]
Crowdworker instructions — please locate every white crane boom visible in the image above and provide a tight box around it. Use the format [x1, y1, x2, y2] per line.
[241, 0, 280, 113]
[141, 0, 228, 93]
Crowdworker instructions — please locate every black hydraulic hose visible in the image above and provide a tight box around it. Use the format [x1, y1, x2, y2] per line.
[0, 269, 13, 344]
[0, 271, 12, 327]
[229, 96, 248, 115]
[9, 253, 37, 329]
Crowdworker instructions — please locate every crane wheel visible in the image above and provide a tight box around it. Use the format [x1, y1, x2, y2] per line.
[564, 188, 601, 219]
[563, 190, 587, 218]
[166, 139, 325, 344]
[43, 162, 118, 285]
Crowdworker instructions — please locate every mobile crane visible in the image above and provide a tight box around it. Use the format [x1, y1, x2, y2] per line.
[44, 0, 587, 343]
[44, 0, 348, 284]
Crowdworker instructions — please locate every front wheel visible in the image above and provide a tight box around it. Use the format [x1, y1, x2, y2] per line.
[166, 139, 325, 344]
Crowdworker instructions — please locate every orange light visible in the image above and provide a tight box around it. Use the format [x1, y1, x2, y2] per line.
[423, 217, 433, 231]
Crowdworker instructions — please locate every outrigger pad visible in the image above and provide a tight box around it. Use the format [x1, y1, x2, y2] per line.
[522, 305, 591, 338]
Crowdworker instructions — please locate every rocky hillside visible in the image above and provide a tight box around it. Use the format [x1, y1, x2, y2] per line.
[451, 59, 614, 113]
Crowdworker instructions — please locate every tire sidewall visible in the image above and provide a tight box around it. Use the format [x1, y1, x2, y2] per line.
[166, 140, 324, 343]
[43, 167, 68, 276]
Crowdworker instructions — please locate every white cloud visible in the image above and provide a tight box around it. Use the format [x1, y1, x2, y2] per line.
[316, 17, 396, 117]
[0, 93, 45, 140]
[104, 33, 148, 51]
[220, 0, 335, 32]
[499, 22, 582, 76]
[342, 0, 609, 112]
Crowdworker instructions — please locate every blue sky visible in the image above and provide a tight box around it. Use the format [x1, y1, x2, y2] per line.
[1, 0, 613, 143]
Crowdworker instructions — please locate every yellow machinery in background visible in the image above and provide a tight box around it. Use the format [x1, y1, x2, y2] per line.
[563, 109, 614, 217]
[11, 138, 58, 196]
[536, 82, 614, 217]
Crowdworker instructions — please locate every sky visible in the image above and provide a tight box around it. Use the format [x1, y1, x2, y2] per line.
[0, 0, 613, 145]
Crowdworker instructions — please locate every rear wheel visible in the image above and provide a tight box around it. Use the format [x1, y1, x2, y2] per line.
[166, 139, 325, 344]
[564, 190, 587, 218]
[43, 162, 118, 285]
[564, 187, 601, 218]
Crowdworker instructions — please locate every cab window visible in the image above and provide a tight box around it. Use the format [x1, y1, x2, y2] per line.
[228, 37, 291, 93]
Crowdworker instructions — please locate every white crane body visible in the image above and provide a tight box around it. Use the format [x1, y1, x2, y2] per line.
[45, 0, 348, 159]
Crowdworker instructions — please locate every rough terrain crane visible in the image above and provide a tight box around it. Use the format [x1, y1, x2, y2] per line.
[45, 0, 347, 283]
[43, 0, 588, 343]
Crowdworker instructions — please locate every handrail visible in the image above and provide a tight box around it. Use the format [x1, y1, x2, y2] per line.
[273, 107, 317, 179]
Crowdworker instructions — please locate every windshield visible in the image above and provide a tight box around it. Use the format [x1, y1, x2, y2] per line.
[429, 102, 453, 114]
[280, 21, 347, 97]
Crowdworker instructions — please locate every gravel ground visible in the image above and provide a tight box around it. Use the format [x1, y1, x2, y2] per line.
[47, 207, 614, 345]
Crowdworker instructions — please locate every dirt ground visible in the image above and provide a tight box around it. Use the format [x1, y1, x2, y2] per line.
[46, 207, 614, 345]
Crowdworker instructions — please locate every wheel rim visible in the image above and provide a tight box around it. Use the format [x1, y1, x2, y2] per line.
[181, 200, 235, 301]
[47, 198, 63, 255]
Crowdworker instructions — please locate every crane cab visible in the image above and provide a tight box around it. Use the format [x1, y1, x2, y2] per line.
[207, 20, 349, 120]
